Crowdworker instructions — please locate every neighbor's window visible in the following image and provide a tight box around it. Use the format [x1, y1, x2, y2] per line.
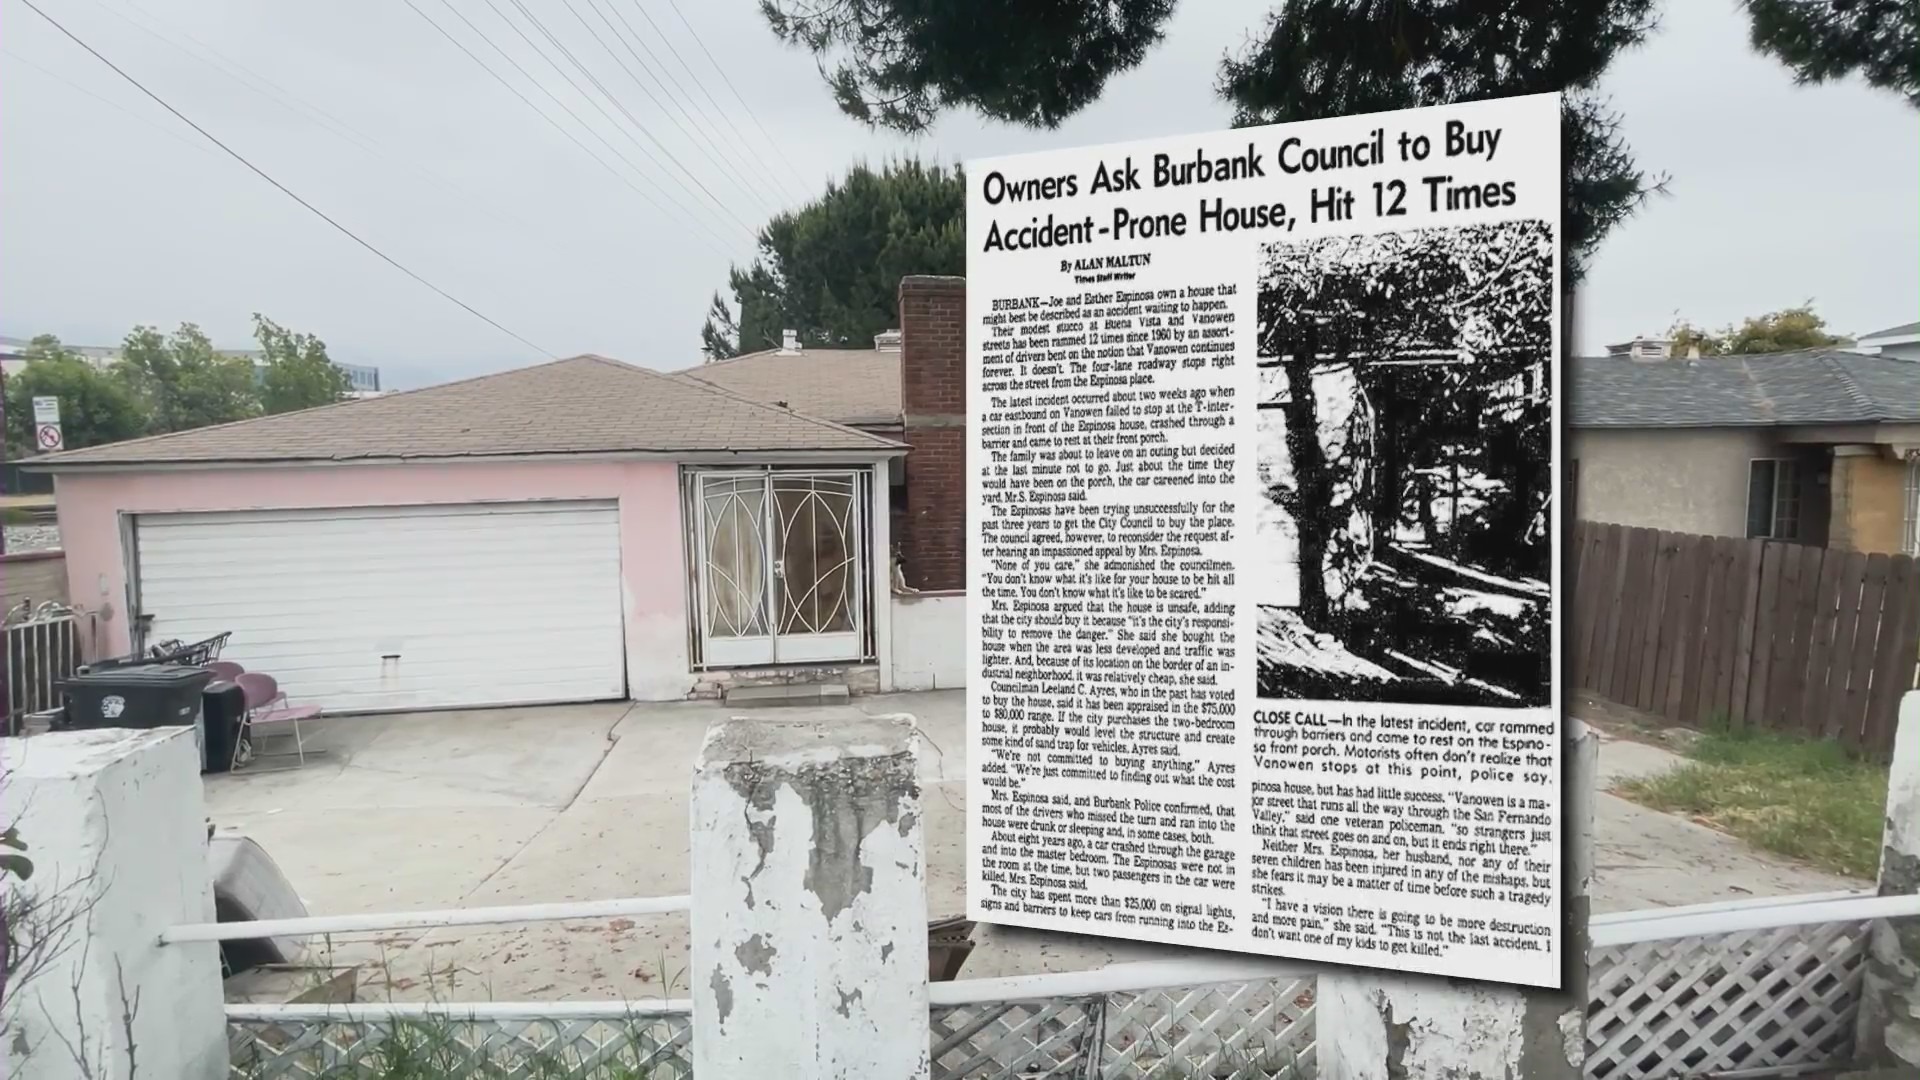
[1903, 453, 1919, 556]
[1746, 458, 1801, 540]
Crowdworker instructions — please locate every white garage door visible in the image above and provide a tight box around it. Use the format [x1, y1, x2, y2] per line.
[134, 501, 626, 713]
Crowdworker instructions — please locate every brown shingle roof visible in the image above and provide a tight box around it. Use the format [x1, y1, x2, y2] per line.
[31, 355, 901, 468]
[675, 348, 902, 427]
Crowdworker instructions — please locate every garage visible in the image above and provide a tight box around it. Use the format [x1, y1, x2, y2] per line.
[133, 500, 626, 713]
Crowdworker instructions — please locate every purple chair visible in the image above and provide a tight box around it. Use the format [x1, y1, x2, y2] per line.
[207, 660, 245, 682]
[233, 672, 324, 769]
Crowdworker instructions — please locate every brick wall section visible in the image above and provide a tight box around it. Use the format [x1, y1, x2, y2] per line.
[898, 275, 967, 591]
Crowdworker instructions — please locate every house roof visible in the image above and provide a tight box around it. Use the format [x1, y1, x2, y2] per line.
[29, 354, 902, 469]
[675, 347, 902, 427]
[1858, 320, 1920, 343]
[1570, 348, 1920, 428]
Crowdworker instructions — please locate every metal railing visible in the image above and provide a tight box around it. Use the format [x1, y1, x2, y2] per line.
[4, 601, 81, 733]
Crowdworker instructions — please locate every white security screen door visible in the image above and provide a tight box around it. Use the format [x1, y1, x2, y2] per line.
[694, 470, 864, 666]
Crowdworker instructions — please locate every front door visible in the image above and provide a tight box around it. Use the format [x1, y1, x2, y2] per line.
[694, 470, 865, 666]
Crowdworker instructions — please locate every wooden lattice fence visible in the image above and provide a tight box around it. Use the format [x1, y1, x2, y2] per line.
[1570, 521, 1920, 757]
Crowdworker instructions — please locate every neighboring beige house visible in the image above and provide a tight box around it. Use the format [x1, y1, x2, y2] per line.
[1570, 347, 1920, 555]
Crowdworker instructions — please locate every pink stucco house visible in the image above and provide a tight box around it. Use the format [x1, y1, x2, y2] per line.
[29, 354, 906, 712]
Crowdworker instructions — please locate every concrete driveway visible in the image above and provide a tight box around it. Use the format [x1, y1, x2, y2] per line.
[205, 691, 1864, 1001]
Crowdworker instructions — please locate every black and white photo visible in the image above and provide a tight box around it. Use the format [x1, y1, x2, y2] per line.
[1255, 220, 1555, 708]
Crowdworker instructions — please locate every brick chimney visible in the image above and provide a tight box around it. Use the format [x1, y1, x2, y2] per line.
[896, 276, 965, 592]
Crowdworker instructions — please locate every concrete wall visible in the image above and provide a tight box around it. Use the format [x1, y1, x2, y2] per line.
[1, 550, 67, 614]
[890, 589, 963, 690]
[2, 727, 225, 1078]
[1830, 450, 1910, 554]
[52, 461, 694, 700]
[1573, 427, 1787, 538]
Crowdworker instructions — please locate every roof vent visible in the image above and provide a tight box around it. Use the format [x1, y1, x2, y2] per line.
[874, 329, 902, 353]
[779, 329, 800, 355]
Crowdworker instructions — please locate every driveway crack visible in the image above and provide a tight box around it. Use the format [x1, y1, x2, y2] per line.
[393, 702, 636, 955]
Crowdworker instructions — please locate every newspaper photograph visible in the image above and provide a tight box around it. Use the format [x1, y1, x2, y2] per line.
[966, 93, 1565, 988]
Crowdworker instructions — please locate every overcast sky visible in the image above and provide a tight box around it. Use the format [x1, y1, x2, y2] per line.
[3, 1, 1915, 390]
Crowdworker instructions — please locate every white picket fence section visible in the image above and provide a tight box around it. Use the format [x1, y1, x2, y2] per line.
[214, 888, 1919, 1079]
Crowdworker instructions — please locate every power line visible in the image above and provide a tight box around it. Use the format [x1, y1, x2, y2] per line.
[13, 0, 554, 358]
[415, 0, 745, 252]
[487, 0, 760, 236]
[657, 0, 814, 203]
[2, 46, 219, 159]
[96, 0, 544, 237]
[568, 0, 786, 216]
[619, 0, 809, 205]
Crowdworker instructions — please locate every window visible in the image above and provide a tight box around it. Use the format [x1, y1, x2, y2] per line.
[1746, 459, 1801, 539]
[1903, 452, 1919, 556]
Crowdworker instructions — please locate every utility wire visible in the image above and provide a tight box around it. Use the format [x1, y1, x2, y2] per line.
[2, 46, 220, 159]
[13, 0, 554, 357]
[97, 0, 543, 236]
[491, 0, 759, 236]
[657, 0, 814, 202]
[619, 0, 808, 205]
[570, 0, 785, 216]
[415, 0, 744, 252]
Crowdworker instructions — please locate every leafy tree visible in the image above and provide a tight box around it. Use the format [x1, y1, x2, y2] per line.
[1666, 321, 1723, 358]
[761, 3, 1658, 280]
[1743, 0, 1917, 106]
[1220, 1, 1660, 279]
[701, 159, 964, 358]
[253, 313, 348, 414]
[115, 322, 260, 434]
[760, 0, 1175, 131]
[1666, 303, 1848, 356]
[2, 336, 149, 456]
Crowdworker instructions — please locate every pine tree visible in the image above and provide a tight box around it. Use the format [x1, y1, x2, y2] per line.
[1743, 0, 1917, 106]
[700, 160, 965, 355]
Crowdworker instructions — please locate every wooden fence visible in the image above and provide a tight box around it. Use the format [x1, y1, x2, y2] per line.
[1570, 521, 1920, 758]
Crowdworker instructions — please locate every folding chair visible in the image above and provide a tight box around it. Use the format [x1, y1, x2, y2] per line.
[233, 672, 324, 769]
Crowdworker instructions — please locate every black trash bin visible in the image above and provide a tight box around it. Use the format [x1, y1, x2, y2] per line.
[61, 664, 215, 763]
[200, 681, 246, 774]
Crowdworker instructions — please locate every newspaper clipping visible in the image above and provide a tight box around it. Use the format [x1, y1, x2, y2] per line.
[966, 94, 1564, 987]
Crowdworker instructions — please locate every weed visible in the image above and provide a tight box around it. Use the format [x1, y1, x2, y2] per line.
[1614, 725, 1887, 879]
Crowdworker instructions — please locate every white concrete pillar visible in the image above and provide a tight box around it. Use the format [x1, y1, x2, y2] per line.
[1857, 690, 1920, 1069]
[1, 728, 225, 1079]
[690, 713, 930, 1079]
[1317, 722, 1595, 1079]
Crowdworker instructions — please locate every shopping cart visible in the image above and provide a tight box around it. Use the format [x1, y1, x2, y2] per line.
[80, 631, 231, 673]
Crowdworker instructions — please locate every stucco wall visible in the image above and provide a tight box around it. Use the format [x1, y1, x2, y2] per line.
[51, 461, 695, 700]
[890, 590, 963, 690]
[1572, 427, 1785, 538]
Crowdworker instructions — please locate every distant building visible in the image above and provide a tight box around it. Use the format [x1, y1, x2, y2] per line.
[333, 360, 383, 398]
[1604, 336, 1672, 360]
[1854, 320, 1920, 363]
